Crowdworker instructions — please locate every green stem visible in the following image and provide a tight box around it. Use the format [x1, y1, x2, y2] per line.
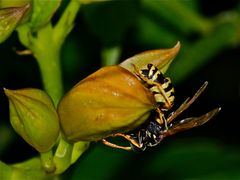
[32, 0, 87, 174]
[71, 141, 90, 164]
[40, 150, 56, 174]
[18, 22, 63, 107]
[35, 0, 81, 106]
[101, 46, 121, 66]
[53, 0, 81, 46]
[13, 0, 89, 176]
[34, 45, 63, 106]
[53, 138, 73, 174]
[3, 158, 53, 179]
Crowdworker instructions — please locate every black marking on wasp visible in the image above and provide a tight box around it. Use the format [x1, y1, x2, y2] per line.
[101, 64, 221, 152]
[133, 64, 175, 112]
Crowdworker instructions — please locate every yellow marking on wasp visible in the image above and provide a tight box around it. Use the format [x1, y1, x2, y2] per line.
[132, 64, 174, 110]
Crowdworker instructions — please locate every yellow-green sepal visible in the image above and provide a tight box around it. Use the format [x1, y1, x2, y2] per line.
[120, 42, 180, 74]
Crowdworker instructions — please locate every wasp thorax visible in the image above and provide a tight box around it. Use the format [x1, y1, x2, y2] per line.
[58, 65, 158, 142]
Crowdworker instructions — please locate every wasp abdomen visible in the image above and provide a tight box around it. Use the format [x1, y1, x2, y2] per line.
[137, 64, 175, 110]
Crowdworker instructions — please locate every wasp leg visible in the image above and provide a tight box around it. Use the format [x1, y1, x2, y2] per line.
[156, 108, 168, 130]
[113, 133, 143, 149]
[101, 139, 132, 151]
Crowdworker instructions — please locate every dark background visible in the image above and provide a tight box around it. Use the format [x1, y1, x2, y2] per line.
[0, 0, 240, 179]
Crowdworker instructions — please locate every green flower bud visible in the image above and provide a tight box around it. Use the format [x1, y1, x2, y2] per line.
[0, 0, 31, 8]
[4, 88, 60, 152]
[30, 0, 61, 31]
[0, 3, 30, 43]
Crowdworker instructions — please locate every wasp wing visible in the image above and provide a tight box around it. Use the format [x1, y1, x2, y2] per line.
[164, 107, 221, 137]
[167, 81, 208, 123]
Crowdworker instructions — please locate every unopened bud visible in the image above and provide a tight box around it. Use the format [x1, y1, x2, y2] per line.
[58, 66, 157, 142]
[4, 88, 60, 152]
[0, 3, 30, 43]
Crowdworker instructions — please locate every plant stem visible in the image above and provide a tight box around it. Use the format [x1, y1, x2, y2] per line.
[53, 138, 73, 174]
[13, 0, 89, 175]
[32, 0, 89, 174]
[35, 0, 81, 106]
[34, 45, 63, 107]
[40, 150, 56, 174]
[1, 158, 53, 179]
[101, 46, 121, 66]
[53, 0, 81, 46]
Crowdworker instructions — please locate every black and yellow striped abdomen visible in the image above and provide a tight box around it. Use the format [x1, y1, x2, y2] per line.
[136, 64, 175, 111]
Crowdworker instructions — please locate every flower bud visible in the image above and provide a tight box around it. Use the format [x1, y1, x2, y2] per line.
[0, 3, 30, 43]
[4, 88, 60, 152]
[30, 0, 61, 31]
[58, 66, 157, 142]
[0, 0, 31, 8]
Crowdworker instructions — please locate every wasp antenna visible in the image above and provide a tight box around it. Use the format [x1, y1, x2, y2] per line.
[131, 63, 139, 73]
[131, 63, 139, 72]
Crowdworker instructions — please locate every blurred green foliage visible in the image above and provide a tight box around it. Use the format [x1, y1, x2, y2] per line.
[70, 140, 240, 179]
[0, 0, 240, 179]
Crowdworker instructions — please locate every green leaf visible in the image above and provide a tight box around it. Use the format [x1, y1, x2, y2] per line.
[72, 145, 132, 180]
[168, 23, 240, 84]
[0, 4, 30, 43]
[30, 0, 61, 31]
[146, 140, 240, 179]
[79, 140, 240, 180]
[135, 14, 180, 47]
[141, 0, 211, 35]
